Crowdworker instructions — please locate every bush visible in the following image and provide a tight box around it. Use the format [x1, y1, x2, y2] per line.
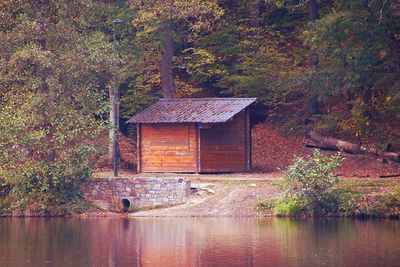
[3, 145, 94, 215]
[274, 197, 303, 216]
[284, 150, 342, 215]
[256, 197, 303, 216]
[256, 151, 400, 218]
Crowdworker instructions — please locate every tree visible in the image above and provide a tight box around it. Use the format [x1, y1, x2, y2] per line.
[0, 0, 120, 214]
[304, 0, 400, 138]
[130, 0, 223, 98]
[307, 0, 320, 120]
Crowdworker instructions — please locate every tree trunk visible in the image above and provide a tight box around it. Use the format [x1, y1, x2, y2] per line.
[304, 130, 400, 162]
[305, 0, 320, 122]
[309, 0, 318, 67]
[309, 0, 318, 21]
[248, 0, 260, 27]
[160, 19, 175, 99]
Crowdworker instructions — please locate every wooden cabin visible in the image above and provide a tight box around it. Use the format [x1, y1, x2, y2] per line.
[127, 98, 257, 173]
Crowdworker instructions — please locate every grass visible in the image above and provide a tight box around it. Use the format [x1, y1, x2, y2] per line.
[339, 179, 396, 188]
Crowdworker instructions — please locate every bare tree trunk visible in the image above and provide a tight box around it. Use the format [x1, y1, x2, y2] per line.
[305, 0, 320, 123]
[309, 0, 319, 67]
[160, 19, 175, 99]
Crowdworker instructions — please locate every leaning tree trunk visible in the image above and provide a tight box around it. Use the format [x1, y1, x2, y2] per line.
[304, 130, 400, 162]
[160, 19, 175, 99]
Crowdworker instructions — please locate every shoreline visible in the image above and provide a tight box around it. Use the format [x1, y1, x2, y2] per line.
[0, 212, 400, 220]
[2, 177, 400, 218]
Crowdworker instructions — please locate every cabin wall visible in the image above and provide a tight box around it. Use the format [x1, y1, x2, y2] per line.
[199, 111, 247, 172]
[139, 123, 197, 172]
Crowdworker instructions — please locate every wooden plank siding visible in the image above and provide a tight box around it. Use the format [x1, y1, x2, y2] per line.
[199, 111, 247, 172]
[139, 123, 198, 172]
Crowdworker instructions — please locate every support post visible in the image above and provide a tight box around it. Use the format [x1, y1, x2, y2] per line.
[113, 93, 119, 177]
[245, 108, 251, 172]
[196, 124, 201, 173]
[137, 124, 141, 173]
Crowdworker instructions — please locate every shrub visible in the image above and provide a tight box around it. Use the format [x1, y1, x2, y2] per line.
[3, 145, 94, 215]
[274, 197, 303, 216]
[284, 150, 341, 215]
[256, 197, 303, 216]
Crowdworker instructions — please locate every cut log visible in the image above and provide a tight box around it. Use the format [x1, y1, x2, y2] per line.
[304, 130, 400, 162]
[305, 130, 361, 154]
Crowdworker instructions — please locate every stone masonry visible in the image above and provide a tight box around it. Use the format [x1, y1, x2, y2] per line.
[81, 178, 191, 210]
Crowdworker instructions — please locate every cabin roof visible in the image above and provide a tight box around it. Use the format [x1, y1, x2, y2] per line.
[127, 98, 257, 124]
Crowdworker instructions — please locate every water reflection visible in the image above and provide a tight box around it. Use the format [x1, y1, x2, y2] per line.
[0, 217, 399, 267]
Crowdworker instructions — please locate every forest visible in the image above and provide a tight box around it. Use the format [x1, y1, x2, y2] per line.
[0, 0, 399, 214]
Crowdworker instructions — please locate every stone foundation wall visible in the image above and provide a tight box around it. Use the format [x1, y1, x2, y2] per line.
[81, 178, 191, 210]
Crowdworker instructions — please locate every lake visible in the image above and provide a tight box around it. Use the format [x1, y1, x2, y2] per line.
[0, 217, 399, 266]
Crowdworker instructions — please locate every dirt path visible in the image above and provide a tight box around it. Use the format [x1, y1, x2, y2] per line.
[131, 182, 282, 217]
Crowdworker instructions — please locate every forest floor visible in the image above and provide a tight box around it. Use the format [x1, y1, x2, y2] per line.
[251, 123, 400, 178]
[96, 122, 400, 178]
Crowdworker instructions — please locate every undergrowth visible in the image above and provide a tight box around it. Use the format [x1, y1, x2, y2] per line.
[256, 150, 400, 218]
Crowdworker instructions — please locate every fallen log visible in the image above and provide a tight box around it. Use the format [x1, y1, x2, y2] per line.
[304, 130, 400, 162]
[380, 174, 400, 178]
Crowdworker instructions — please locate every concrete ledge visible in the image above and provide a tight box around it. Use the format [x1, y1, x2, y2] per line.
[81, 178, 191, 210]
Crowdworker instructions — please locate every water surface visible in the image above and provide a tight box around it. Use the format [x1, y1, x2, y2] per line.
[0, 217, 399, 266]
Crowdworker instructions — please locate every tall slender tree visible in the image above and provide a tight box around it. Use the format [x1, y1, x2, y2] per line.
[131, 0, 223, 98]
[307, 0, 321, 120]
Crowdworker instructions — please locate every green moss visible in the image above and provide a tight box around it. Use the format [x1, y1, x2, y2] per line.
[128, 205, 141, 213]
[339, 179, 393, 188]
